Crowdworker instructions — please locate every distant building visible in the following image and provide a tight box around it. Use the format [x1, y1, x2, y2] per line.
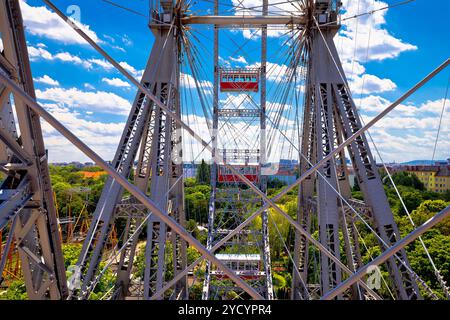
[404, 165, 450, 193]
[269, 174, 296, 185]
[183, 162, 197, 178]
[266, 159, 298, 185]
[278, 159, 298, 173]
[69, 161, 84, 169]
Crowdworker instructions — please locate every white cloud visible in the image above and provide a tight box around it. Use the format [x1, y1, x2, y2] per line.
[229, 56, 248, 65]
[20, 0, 101, 45]
[28, 45, 93, 68]
[354, 97, 450, 162]
[119, 61, 144, 79]
[180, 73, 213, 95]
[350, 73, 397, 94]
[88, 58, 114, 70]
[341, 51, 397, 94]
[27, 45, 142, 81]
[121, 35, 133, 46]
[36, 87, 131, 115]
[112, 45, 126, 52]
[231, 0, 302, 38]
[356, 96, 450, 117]
[336, 0, 417, 62]
[34, 75, 59, 86]
[229, 0, 414, 97]
[27, 46, 53, 60]
[102, 77, 131, 88]
[41, 104, 124, 162]
[180, 111, 299, 163]
[248, 61, 290, 83]
[54, 52, 92, 69]
[103, 34, 115, 43]
[84, 83, 95, 90]
[219, 56, 231, 68]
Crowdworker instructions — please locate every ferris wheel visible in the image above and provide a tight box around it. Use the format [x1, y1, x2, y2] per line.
[0, 0, 449, 301]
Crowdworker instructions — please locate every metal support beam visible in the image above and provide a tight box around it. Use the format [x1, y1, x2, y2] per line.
[182, 15, 305, 26]
[322, 205, 450, 300]
[260, 0, 274, 300]
[0, 0, 67, 299]
[0, 71, 264, 300]
[201, 0, 219, 300]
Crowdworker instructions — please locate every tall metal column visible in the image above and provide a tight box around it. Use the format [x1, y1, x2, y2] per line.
[72, 1, 185, 300]
[292, 64, 316, 299]
[293, 1, 421, 299]
[260, 0, 274, 300]
[0, 0, 67, 299]
[201, 0, 219, 301]
[202, 0, 274, 299]
[169, 57, 188, 298]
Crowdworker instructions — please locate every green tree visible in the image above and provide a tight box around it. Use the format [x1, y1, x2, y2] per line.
[407, 233, 450, 298]
[0, 281, 27, 300]
[387, 171, 425, 190]
[195, 159, 210, 185]
[267, 178, 286, 189]
[185, 190, 209, 223]
[352, 176, 360, 191]
[395, 188, 424, 216]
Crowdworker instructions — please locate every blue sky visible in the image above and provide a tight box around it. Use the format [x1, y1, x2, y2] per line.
[18, 0, 450, 163]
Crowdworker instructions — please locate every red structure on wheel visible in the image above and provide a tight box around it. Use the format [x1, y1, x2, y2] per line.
[218, 165, 260, 183]
[220, 68, 260, 92]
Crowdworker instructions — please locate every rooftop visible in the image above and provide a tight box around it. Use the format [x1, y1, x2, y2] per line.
[405, 165, 450, 177]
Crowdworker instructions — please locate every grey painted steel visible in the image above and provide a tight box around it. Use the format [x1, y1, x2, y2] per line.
[42, 0, 267, 300]
[292, 2, 420, 298]
[142, 24, 176, 299]
[0, 125, 32, 164]
[72, 15, 185, 299]
[292, 61, 315, 299]
[0, 216, 16, 283]
[322, 205, 450, 300]
[150, 167, 381, 300]
[40, 0, 276, 208]
[203, 0, 274, 300]
[314, 81, 342, 296]
[0, 177, 32, 229]
[182, 15, 305, 25]
[201, 0, 219, 300]
[0, 71, 264, 300]
[0, 0, 67, 299]
[73, 54, 154, 299]
[260, 0, 274, 300]
[169, 54, 188, 299]
[313, 24, 419, 299]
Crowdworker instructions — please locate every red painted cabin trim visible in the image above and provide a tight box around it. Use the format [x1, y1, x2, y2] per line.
[219, 68, 260, 93]
[218, 165, 260, 183]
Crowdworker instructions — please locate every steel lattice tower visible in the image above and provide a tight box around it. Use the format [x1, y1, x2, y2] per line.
[0, 0, 67, 299]
[70, 0, 188, 300]
[202, 0, 274, 300]
[292, 0, 420, 300]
